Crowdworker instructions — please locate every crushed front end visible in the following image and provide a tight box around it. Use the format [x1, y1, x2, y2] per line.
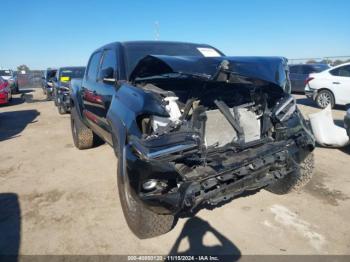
[123, 56, 315, 215]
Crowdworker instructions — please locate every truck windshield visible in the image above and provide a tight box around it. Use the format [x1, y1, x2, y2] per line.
[123, 42, 224, 78]
[59, 67, 85, 80]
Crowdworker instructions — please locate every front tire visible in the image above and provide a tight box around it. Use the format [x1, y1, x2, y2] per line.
[117, 150, 175, 239]
[266, 153, 314, 195]
[70, 107, 94, 150]
[316, 89, 335, 109]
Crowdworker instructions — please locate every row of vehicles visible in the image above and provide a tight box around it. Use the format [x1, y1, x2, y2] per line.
[7, 41, 350, 238]
[40, 41, 350, 238]
[42, 67, 85, 114]
[289, 62, 350, 109]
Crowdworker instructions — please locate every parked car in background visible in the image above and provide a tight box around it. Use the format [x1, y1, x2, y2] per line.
[0, 69, 19, 93]
[289, 64, 329, 93]
[42, 68, 57, 99]
[70, 41, 314, 238]
[0, 76, 12, 105]
[305, 62, 350, 108]
[53, 66, 85, 114]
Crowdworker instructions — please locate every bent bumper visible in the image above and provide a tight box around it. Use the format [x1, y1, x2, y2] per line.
[125, 135, 313, 215]
[57, 92, 71, 109]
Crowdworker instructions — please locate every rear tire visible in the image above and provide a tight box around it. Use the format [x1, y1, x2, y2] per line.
[316, 89, 335, 109]
[70, 107, 94, 150]
[58, 105, 66, 115]
[117, 150, 175, 239]
[266, 153, 314, 195]
[46, 92, 52, 101]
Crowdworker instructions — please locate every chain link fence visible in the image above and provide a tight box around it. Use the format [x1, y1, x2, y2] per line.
[288, 56, 350, 65]
[17, 70, 43, 89]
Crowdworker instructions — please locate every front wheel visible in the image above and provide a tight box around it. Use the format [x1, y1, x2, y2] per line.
[316, 90, 335, 109]
[117, 151, 175, 239]
[266, 153, 314, 195]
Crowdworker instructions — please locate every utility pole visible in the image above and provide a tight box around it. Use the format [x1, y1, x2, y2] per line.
[154, 21, 160, 40]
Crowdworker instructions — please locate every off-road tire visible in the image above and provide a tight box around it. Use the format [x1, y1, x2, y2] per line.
[58, 105, 66, 115]
[316, 89, 335, 109]
[70, 107, 94, 150]
[13, 85, 19, 94]
[266, 153, 314, 195]
[117, 153, 175, 239]
[46, 92, 52, 101]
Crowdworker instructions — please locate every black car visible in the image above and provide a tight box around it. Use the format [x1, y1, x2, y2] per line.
[42, 68, 57, 98]
[53, 66, 85, 114]
[289, 64, 329, 93]
[70, 41, 315, 239]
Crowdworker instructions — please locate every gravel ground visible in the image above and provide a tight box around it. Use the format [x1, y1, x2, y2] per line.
[0, 87, 350, 256]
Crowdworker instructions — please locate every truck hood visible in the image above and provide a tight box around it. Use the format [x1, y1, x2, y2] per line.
[130, 55, 290, 90]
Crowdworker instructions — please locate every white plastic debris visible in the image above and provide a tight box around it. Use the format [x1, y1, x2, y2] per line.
[309, 105, 349, 147]
[152, 96, 181, 131]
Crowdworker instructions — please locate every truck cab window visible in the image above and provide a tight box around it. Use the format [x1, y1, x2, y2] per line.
[99, 49, 117, 83]
[87, 52, 102, 81]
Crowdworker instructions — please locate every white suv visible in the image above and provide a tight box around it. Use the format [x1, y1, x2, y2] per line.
[305, 62, 350, 108]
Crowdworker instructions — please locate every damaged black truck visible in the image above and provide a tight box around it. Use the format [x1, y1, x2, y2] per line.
[70, 41, 315, 238]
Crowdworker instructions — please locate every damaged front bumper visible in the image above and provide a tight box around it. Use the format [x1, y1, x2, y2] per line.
[124, 127, 314, 215]
[57, 90, 71, 110]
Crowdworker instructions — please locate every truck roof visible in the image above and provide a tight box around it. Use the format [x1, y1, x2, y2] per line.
[94, 40, 222, 53]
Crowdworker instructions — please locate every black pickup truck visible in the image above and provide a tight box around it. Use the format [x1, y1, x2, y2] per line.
[53, 66, 85, 114]
[70, 41, 315, 239]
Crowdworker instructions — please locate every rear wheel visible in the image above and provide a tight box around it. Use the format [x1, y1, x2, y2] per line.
[316, 89, 335, 109]
[58, 105, 66, 115]
[46, 92, 52, 101]
[117, 150, 175, 239]
[70, 107, 94, 150]
[266, 153, 314, 195]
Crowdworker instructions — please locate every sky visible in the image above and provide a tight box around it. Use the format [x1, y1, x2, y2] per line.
[0, 0, 349, 69]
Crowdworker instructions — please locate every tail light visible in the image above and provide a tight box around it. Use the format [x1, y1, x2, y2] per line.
[304, 77, 314, 85]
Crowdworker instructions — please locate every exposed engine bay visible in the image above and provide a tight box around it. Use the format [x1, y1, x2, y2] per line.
[124, 56, 314, 214]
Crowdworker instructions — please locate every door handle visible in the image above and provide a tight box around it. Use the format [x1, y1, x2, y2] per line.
[333, 82, 341, 84]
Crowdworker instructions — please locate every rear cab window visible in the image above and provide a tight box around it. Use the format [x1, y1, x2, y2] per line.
[99, 49, 118, 83]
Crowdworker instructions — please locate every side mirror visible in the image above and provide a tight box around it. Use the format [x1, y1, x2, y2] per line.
[101, 67, 116, 84]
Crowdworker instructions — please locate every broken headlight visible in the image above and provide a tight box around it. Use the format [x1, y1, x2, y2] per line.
[272, 95, 297, 122]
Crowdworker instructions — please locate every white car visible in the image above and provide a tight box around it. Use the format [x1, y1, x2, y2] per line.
[304, 62, 350, 108]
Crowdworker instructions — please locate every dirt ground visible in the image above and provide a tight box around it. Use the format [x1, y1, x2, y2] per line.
[0, 87, 350, 256]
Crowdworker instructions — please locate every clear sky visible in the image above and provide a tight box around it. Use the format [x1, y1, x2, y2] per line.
[1, 0, 349, 69]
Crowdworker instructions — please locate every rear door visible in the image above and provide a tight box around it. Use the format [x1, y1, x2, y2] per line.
[91, 48, 119, 144]
[329, 65, 350, 104]
[289, 65, 300, 92]
[81, 51, 103, 129]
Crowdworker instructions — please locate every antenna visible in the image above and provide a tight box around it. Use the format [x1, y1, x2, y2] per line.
[154, 21, 160, 40]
